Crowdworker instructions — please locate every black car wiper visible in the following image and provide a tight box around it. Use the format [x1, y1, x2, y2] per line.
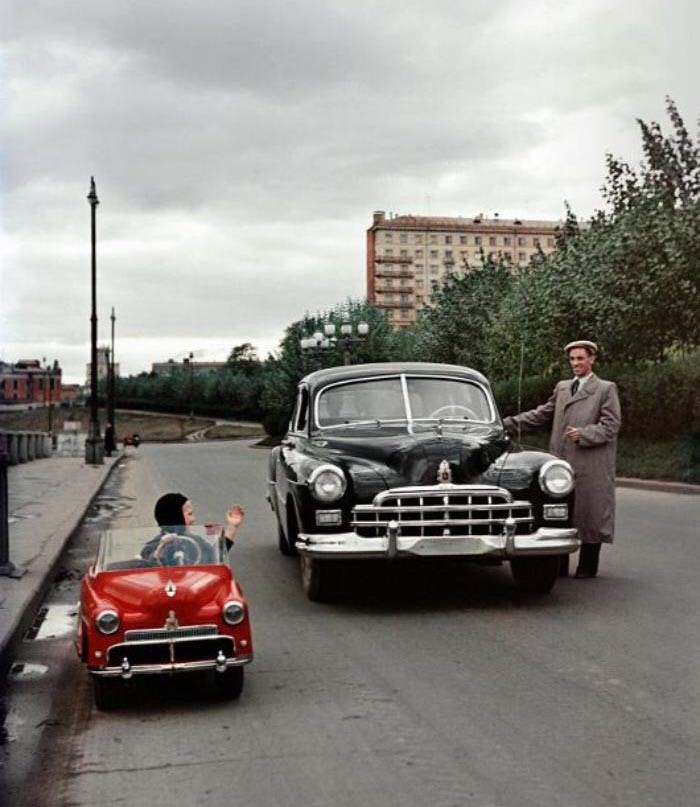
[321, 419, 403, 430]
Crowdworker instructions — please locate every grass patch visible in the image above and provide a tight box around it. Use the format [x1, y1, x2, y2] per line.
[513, 432, 697, 483]
[204, 424, 265, 440]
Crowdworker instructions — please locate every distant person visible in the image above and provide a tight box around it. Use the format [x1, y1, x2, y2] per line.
[104, 423, 115, 457]
[140, 492, 244, 564]
[502, 340, 621, 578]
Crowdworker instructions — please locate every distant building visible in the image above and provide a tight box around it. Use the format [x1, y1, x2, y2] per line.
[85, 345, 119, 387]
[0, 359, 63, 405]
[366, 211, 560, 329]
[150, 358, 226, 376]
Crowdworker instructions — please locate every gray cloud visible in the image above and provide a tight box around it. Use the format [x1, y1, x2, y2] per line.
[1, 0, 698, 381]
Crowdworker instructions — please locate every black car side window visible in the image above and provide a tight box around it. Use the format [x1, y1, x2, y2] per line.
[295, 387, 309, 433]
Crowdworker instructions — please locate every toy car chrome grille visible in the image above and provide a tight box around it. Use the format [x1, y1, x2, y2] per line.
[106, 636, 234, 667]
[352, 485, 533, 539]
[124, 625, 218, 642]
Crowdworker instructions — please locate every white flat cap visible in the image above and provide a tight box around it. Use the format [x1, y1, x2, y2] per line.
[564, 340, 598, 355]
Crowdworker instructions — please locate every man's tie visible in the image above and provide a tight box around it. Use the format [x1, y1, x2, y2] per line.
[571, 379, 580, 395]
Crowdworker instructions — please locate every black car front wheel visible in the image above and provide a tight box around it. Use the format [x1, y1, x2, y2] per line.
[510, 556, 559, 595]
[300, 555, 337, 602]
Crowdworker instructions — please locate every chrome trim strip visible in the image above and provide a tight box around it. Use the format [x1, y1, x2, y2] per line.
[124, 624, 218, 643]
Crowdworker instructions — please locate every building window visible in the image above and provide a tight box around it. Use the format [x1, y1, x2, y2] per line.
[519, 252, 526, 261]
[387, 309, 394, 318]
[533, 238, 540, 248]
[489, 236, 497, 246]
[460, 236, 467, 245]
[474, 236, 481, 245]
[430, 250, 438, 259]
[400, 233, 407, 243]
[400, 249, 408, 257]
[430, 265, 439, 274]
[414, 263, 423, 270]
[430, 234, 438, 243]
[445, 235, 452, 244]
[547, 238, 554, 247]
[385, 233, 393, 242]
[415, 234, 423, 243]
[415, 249, 423, 258]
[445, 250, 453, 257]
[416, 278, 424, 286]
[504, 236, 511, 246]
[518, 237, 526, 246]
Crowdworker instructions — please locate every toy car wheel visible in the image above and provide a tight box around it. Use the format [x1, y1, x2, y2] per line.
[510, 556, 559, 595]
[300, 555, 337, 602]
[215, 666, 244, 699]
[93, 677, 121, 711]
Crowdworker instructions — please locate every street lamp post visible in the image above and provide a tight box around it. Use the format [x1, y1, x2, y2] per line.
[300, 320, 370, 367]
[108, 307, 116, 445]
[85, 177, 104, 465]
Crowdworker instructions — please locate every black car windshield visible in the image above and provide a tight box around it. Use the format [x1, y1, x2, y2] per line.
[316, 375, 493, 428]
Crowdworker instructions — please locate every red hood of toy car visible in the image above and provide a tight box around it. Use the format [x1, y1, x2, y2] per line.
[92, 565, 234, 611]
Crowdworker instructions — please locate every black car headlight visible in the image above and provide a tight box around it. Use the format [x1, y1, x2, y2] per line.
[95, 609, 120, 636]
[222, 600, 245, 625]
[308, 464, 347, 502]
[538, 460, 574, 498]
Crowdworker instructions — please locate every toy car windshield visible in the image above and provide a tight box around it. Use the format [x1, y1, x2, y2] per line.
[95, 525, 228, 572]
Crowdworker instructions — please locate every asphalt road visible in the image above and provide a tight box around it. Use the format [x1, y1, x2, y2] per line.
[2, 440, 698, 807]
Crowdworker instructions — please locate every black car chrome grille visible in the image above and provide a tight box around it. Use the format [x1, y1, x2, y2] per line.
[106, 636, 235, 668]
[124, 625, 218, 642]
[352, 485, 533, 539]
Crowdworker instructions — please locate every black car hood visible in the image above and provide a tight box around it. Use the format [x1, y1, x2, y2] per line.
[311, 425, 507, 489]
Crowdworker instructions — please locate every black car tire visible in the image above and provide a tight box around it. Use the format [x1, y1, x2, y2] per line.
[214, 666, 244, 699]
[300, 555, 336, 602]
[93, 676, 121, 711]
[280, 503, 299, 557]
[510, 556, 559, 595]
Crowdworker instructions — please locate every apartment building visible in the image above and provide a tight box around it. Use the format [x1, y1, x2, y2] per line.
[366, 211, 559, 329]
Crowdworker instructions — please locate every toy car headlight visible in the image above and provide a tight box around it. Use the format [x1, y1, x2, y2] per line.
[539, 460, 574, 497]
[222, 600, 245, 626]
[308, 464, 346, 502]
[95, 609, 120, 636]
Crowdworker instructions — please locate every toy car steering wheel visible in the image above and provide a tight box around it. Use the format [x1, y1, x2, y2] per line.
[159, 534, 202, 566]
[429, 404, 479, 420]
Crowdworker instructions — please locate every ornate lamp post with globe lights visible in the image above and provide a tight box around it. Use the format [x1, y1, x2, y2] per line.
[85, 177, 104, 465]
[300, 320, 370, 368]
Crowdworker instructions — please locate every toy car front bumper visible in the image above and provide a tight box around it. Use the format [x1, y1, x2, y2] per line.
[91, 653, 253, 679]
[296, 525, 579, 560]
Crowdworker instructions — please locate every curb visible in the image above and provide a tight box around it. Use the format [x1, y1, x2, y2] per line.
[616, 477, 700, 495]
[0, 454, 124, 679]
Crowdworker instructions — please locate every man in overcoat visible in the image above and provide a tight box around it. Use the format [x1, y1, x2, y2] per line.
[502, 340, 621, 578]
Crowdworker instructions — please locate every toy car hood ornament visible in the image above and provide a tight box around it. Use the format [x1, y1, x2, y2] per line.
[164, 610, 179, 631]
[164, 580, 177, 598]
[437, 460, 452, 484]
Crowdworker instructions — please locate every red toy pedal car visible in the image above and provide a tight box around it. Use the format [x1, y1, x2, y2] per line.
[76, 524, 253, 710]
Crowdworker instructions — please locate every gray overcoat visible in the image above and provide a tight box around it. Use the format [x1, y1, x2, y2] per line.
[503, 374, 621, 543]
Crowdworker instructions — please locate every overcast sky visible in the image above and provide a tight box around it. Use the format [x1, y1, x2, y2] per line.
[1, 0, 697, 383]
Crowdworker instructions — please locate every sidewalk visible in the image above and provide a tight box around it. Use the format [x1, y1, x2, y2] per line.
[0, 454, 121, 677]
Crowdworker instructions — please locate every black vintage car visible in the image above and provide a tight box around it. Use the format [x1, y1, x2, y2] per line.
[267, 362, 579, 601]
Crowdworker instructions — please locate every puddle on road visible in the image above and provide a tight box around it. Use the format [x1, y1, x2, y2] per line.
[25, 604, 77, 641]
[9, 662, 49, 681]
[84, 495, 130, 522]
[8, 513, 39, 524]
[0, 703, 25, 745]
